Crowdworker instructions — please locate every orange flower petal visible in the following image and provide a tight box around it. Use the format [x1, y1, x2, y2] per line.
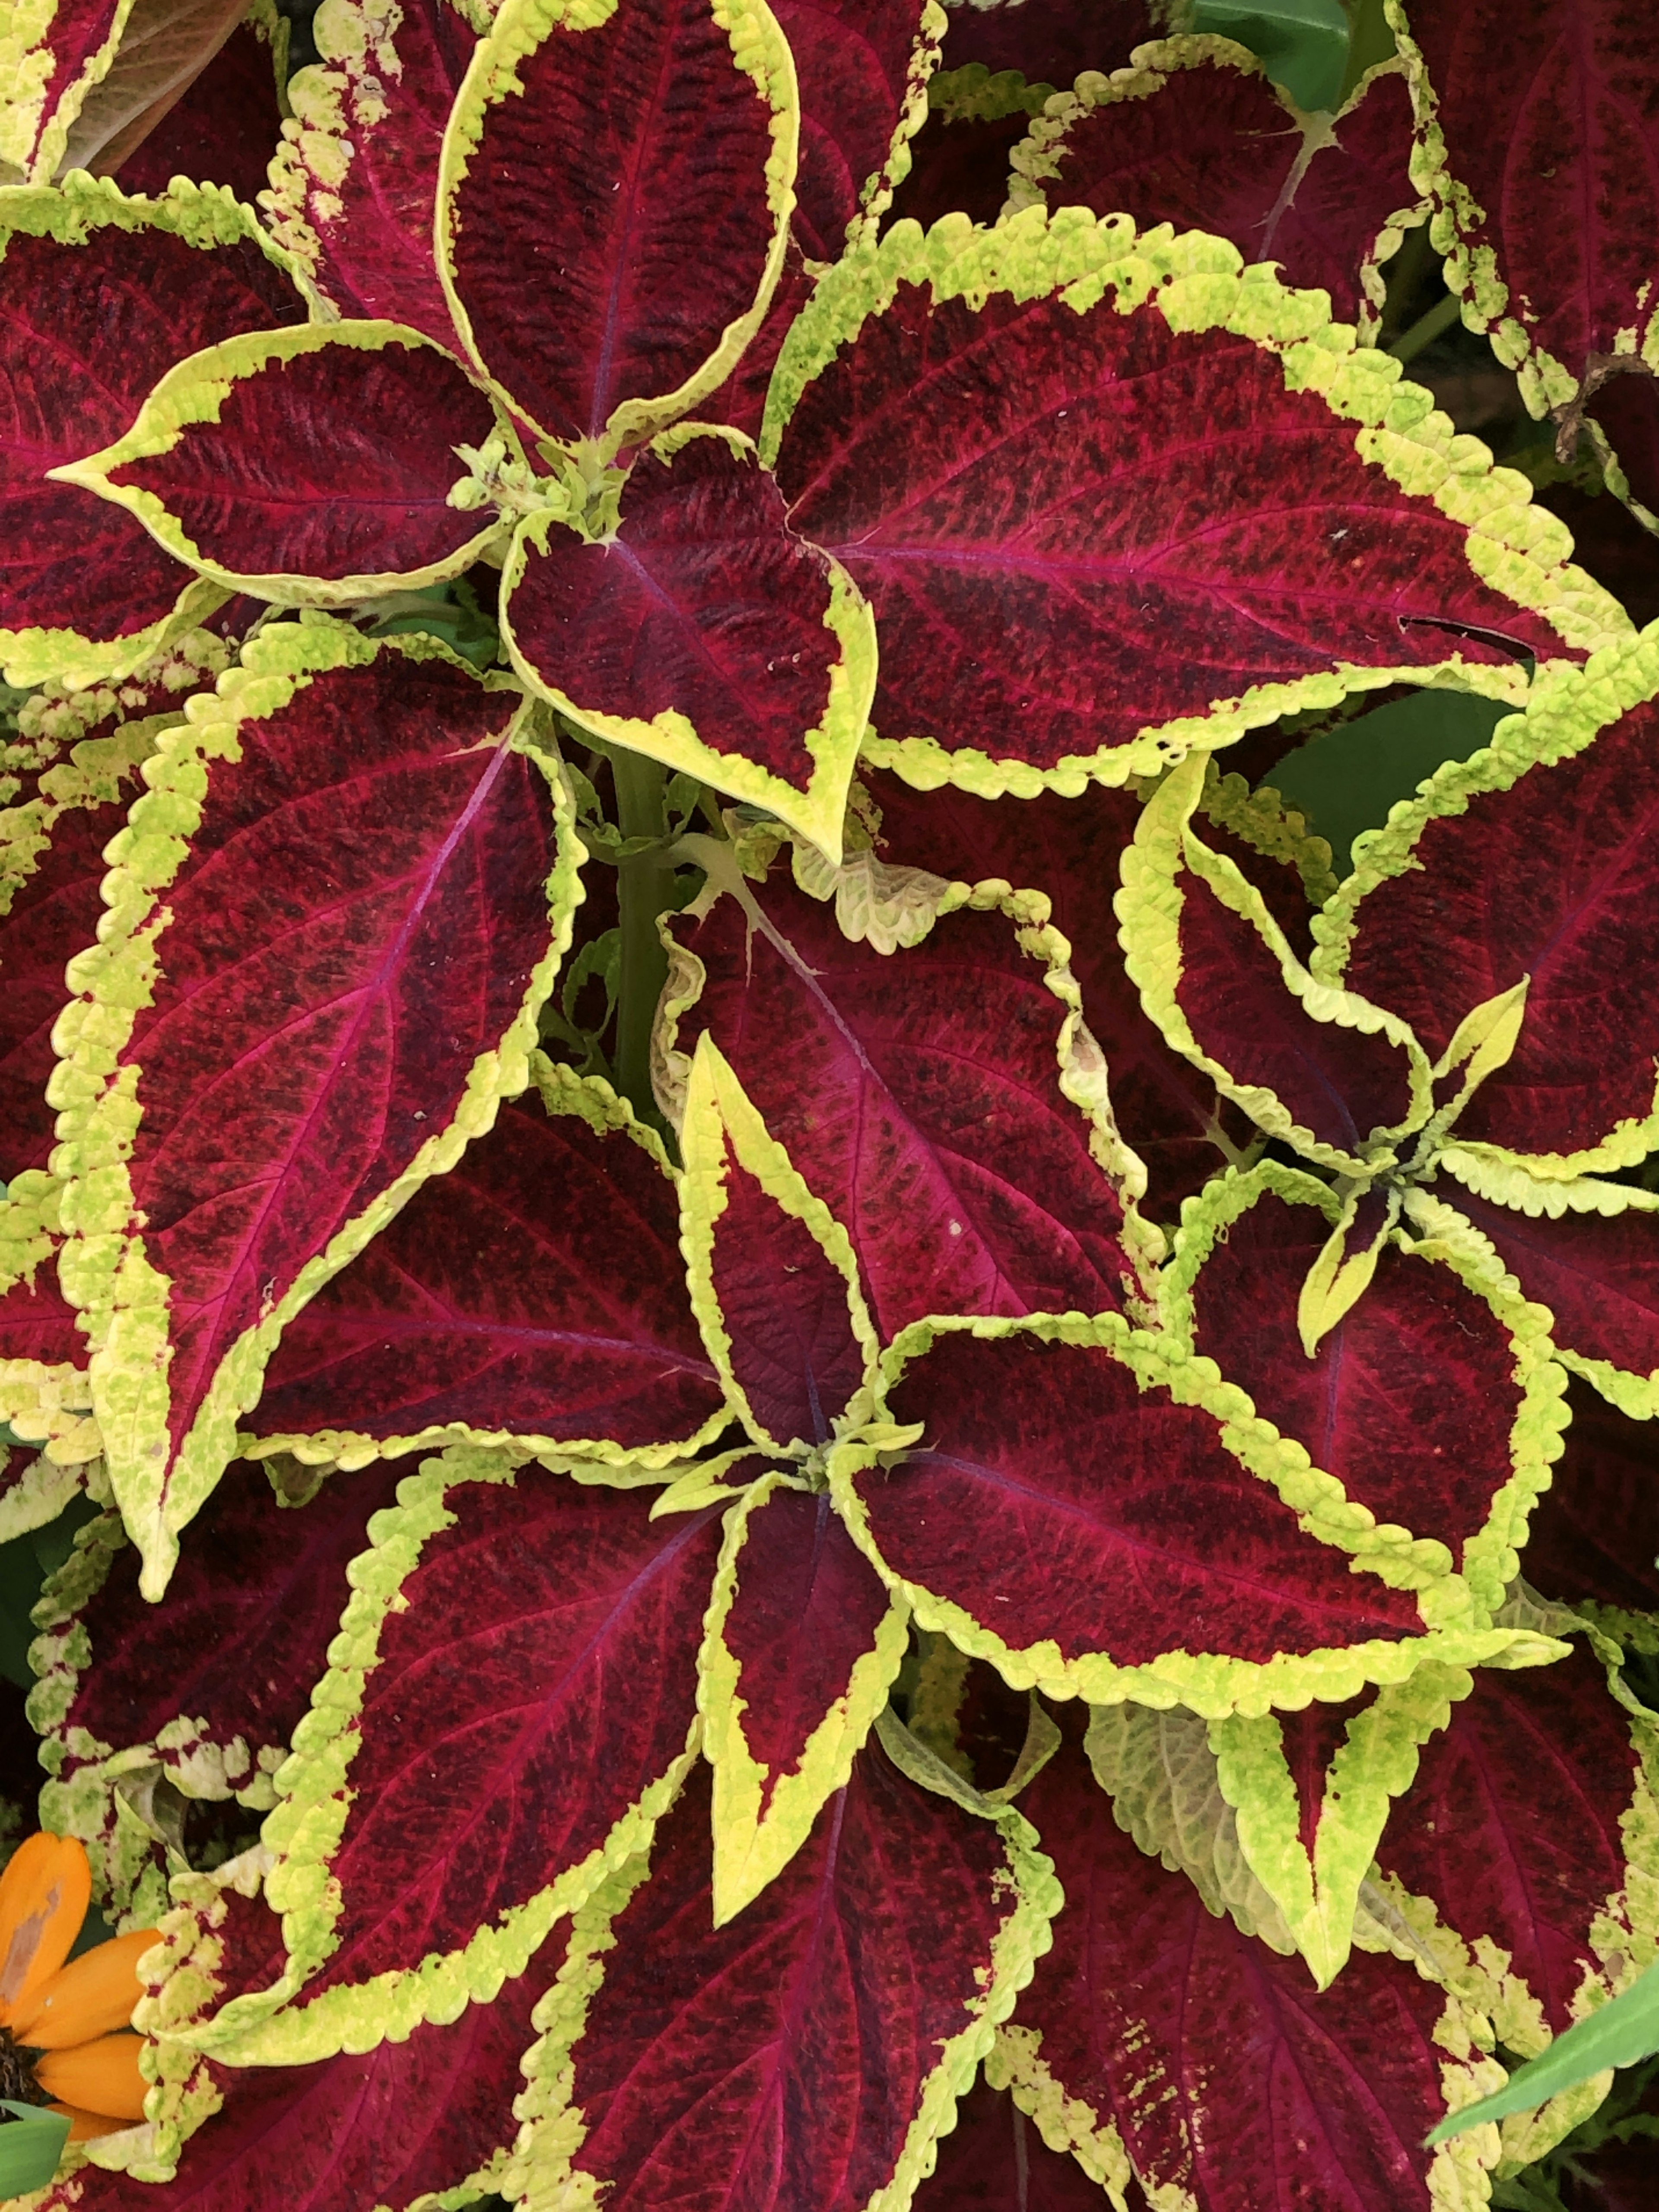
[47, 2100, 130, 2144]
[35, 2033, 149, 2121]
[0, 1835, 89, 2025]
[10, 1929, 161, 2049]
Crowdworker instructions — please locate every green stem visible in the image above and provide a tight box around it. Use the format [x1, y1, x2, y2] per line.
[609, 747, 672, 1130]
[1386, 289, 1462, 367]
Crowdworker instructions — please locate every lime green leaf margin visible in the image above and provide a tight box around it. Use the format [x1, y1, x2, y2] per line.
[698, 1471, 909, 1926]
[48, 322, 513, 603]
[178, 1447, 701, 2068]
[759, 205, 1627, 801]
[49, 617, 583, 1599]
[435, 0, 800, 460]
[498, 1737, 1062, 2212]
[0, 176, 303, 689]
[830, 1313, 1570, 1719]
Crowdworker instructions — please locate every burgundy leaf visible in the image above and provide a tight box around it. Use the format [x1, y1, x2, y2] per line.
[266, 0, 476, 344]
[505, 438, 843, 798]
[0, 218, 300, 645]
[1533, 482, 1659, 629]
[106, 333, 499, 586]
[884, 105, 1029, 229]
[861, 769, 1247, 1215]
[702, 247, 815, 440]
[1012, 1733, 1459, 2211]
[1027, 57, 1419, 329]
[0, 1267, 82, 1367]
[5, 0, 125, 179]
[773, 0, 938, 260]
[936, 0, 1150, 83]
[1440, 1184, 1659, 1389]
[277, 1481, 720, 2006]
[719, 1485, 894, 1810]
[668, 864, 1130, 1340]
[1522, 1377, 1659, 1617]
[1402, 0, 1659, 380]
[0, 799, 125, 1174]
[1522, 1371, 1659, 1619]
[112, 20, 284, 203]
[914, 2075, 1116, 2211]
[1185, 1185, 1522, 1557]
[854, 1328, 1423, 1672]
[102, 649, 559, 1482]
[710, 1146, 866, 1449]
[777, 290, 1560, 775]
[53, 1462, 401, 1784]
[1377, 1646, 1638, 2033]
[547, 1748, 1028, 2212]
[1174, 850, 1414, 1153]
[1342, 696, 1659, 1160]
[1590, 369, 1659, 517]
[445, 0, 781, 443]
[251, 1093, 724, 1457]
[1281, 1691, 1377, 1862]
[50, 1947, 554, 2212]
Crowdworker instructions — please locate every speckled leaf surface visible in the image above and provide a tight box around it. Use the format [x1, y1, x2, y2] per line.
[771, 221, 1576, 786]
[1377, 1646, 1645, 2034]
[772, 0, 940, 259]
[835, 1320, 1472, 1714]
[1398, 0, 1659, 398]
[47, 1943, 556, 2209]
[265, 0, 477, 344]
[664, 858, 1131, 1340]
[1002, 1732, 1485, 2212]
[0, 194, 301, 671]
[53, 629, 572, 1594]
[70, 324, 504, 595]
[1014, 48, 1421, 330]
[210, 1471, 722, 2048]
[861, 768, 1245, 1217]
[1335, 693, 1659, 1165]
[0, 798, 127, 1176]
[249, 1088, 725, 1463]
[934, 0, 1150, 82]
[502, 1748, 1056, 2212]
[440, 0, 792, 447]
[505, 433, 874, 850]
[1174, 1174, 1536, 1574]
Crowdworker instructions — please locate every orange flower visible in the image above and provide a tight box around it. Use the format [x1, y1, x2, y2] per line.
[0, 1834, 159, 2145]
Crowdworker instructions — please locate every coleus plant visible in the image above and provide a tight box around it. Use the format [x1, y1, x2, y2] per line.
[0, 0, 1656, 2205]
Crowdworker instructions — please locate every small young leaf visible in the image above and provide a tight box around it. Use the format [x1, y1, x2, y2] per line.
[699, 1475, 907, 1924]
[503, 433, 877, 857]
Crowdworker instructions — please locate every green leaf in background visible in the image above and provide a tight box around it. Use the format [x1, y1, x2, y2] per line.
[1189, 0, 1350, 110]
[1427, 1966, 1659, 2144]
[1266, 690, 1509, 875]
[0, 2100, 70, 2193]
